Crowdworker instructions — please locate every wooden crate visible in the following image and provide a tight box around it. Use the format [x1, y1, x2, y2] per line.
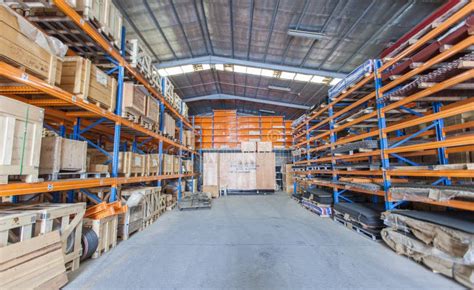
[121, 186, 161, 228]
[0, 231, 68, 289]
[117, 204, 143, 241]
[103, 0, 123, 46]
[183, 159, 193, 173]
[83, 215, 118, 259]
[163, 154, 173, 175]
[0, 96, 43, 184]
[60, 56, 117, 112]
[241, 141, 256, 152]
[0, 211, 36, 247]
[0, 203, 86, 272]
[203, 153, 219, 195]
[219, 153, 257, 191]
[116, 152, 146, 177]
[39, 136, 88, 177]
[146, 154, 160, 176]
[0, 5, 62, 85]
[257, 141, 273, 152]
[143, 95, 160, 130]
[122, 82, 147, 122]
[256, 152, 276, 190]
[163, 112, 176, 138]
[173, 156, 180, 175]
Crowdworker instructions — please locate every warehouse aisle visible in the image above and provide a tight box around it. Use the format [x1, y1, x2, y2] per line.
[67, 193, 460, 289]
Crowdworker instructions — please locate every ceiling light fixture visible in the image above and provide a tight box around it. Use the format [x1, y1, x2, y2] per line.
[288, 29, 327, 40]
[268, 85, 291, 92]
[280, 71, 296, 80]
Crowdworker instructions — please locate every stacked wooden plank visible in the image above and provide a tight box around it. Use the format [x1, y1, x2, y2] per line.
[0, 96, 44, 184]
[60, 56, 117, 112]
[0, 4, 64, 85]
[0, 231, 68, 289]
[0, 203, 86, 272]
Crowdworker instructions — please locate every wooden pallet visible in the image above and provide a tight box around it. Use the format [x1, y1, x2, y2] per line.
[333, 215, 381, 241]
[122, 110, 140, 124]
[0, 203, 86, 272]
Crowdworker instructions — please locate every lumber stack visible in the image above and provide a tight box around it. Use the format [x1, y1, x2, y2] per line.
[0, 231, 68, 289]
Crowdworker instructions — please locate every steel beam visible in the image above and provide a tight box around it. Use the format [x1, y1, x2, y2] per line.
[183, 94, 310, 110]
[155, 56, 345, 79]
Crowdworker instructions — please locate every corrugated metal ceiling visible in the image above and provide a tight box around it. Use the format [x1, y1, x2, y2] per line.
[115, 0, 445, 119]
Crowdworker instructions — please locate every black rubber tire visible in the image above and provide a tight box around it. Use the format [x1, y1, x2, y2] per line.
[81, 228, 99, 261]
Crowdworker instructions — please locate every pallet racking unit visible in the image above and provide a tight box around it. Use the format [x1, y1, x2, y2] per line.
[292, 2, 474, 211]
[195, 110, 293, 150]
[0, 0, 199, 202]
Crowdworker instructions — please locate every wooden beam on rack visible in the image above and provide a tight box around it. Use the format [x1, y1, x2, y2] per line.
[388, 169, 474, 178]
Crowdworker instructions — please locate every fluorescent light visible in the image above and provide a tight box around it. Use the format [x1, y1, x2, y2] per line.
[224, 64, 233, 72]
[181, 65, 194, 73]
[259, 109, 275, 114]
[294, 74, 312, 82]
[234, 65, 247, 73]
[165, 66, 183, 75]
[261, 69, 274, 77]
[158, 69, 168, 76]
[311, 76, 325, 83]
[247, 67, 262, 76]
[288, 29, 326, 40]
[268, 85, 291, 92]
[215, 64, 224, 71]
[202, 64, 211, 70]
[330, 78, 342, 86]
[280, 71, 295, 80]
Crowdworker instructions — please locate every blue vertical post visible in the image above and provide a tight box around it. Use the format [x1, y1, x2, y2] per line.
[158, 101, 165, 187]
[53, 124, 66, 203]
[191, 116, 195, 193]
[328, 103, 338, 203]
[110, 28, 126, 202]
[67, 119, 81, 202]
[433, 102, 451, 185]
[177, 119, 183, 200]
[374, 59, 393, 210]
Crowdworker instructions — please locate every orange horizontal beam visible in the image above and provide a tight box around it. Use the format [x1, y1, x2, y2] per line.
[0, 173, 197, 196]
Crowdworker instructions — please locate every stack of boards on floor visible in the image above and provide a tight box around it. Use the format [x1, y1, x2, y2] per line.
[382, 210, 474, 288]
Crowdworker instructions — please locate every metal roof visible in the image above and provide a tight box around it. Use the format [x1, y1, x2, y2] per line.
[115, 0, 445, 119]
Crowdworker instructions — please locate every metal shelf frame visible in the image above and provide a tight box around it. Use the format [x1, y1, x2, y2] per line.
[0, 1, 200, 202]
[291, 2, 474, 211]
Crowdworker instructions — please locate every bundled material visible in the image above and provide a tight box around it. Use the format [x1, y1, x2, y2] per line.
[306, 187, 333, 204]
[390, 184, 474, 202]
[0, 96, 44, 184]
[382, 210, 474, 288]
[0, 231, 68, 289]
[328, 59, 373, 100]
[333, 202, 384, 239]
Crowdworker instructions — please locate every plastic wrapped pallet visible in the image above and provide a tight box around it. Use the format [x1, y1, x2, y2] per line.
[60, 56, 117, 112]
[0, 4, 64, 85]
[0, 96, 44, 184]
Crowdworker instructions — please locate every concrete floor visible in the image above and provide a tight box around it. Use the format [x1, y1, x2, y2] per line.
[67, 192, 460, 289]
